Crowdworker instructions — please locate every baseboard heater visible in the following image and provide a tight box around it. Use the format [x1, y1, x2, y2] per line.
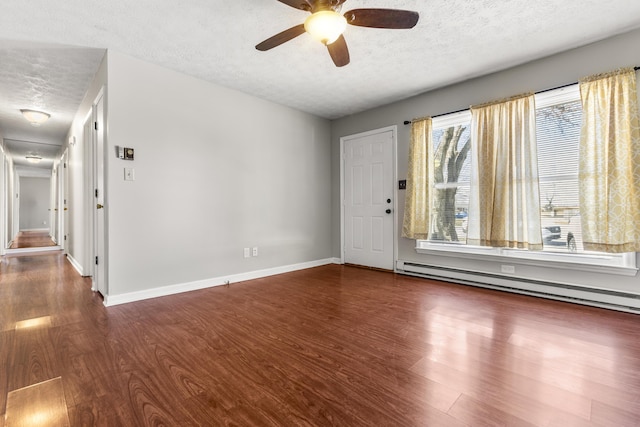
[397, 260, 640, 314]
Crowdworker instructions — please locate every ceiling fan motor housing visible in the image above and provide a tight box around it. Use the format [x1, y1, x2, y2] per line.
[310, 0, 347, 13]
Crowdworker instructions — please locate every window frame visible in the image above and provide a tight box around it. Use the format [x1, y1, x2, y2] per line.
[415, 84, 638, 276]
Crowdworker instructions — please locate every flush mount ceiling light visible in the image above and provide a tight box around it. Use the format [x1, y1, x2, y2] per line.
[26, 154, 42, 164]
[20, 109, 50, 126]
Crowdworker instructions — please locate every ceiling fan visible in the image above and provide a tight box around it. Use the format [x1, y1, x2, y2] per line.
[256, 0, 419, 67]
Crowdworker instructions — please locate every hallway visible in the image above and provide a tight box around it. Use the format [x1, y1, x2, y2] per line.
[2, 252, 640, 426]
[9, 230, 57, 249]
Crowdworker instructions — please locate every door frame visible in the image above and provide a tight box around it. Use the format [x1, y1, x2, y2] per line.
[92, 88, 107, 296]
[0, 148, 6, 255]
[83, 86, 107, 294]
[340, 125, 398, 269]
[82, 109, 94, 279]
[58, 149, 69, 253]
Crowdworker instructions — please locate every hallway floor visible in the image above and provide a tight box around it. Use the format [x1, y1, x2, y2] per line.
[1, 252, 640, 426]
[9, 230, 56, 249]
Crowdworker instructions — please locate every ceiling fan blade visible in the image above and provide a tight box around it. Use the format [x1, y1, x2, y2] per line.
[327, 35, 350, 67]
[276, 0, 313, 11]
[344, 9, 419, 29]
[256, 24, 307, 51]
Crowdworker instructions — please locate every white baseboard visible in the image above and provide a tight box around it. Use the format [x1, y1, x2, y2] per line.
[20, 228, 49, 232]
[4, 246, 62, 255]
[104, 258, 337, 307]
[66, 254, 85, 276]
[330, 257, 342, 264]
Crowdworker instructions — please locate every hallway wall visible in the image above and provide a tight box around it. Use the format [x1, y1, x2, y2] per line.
[104, 51, 332, 300]
[18, 176, 50, 230]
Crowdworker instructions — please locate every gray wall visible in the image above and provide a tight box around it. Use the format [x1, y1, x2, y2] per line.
[331, 27, 640, 295]
[19, 176, 50, 230]
[104, 51, 332, 296]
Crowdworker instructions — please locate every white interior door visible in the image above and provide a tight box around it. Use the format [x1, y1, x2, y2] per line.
[93, 93, 107, 296]
[59, 150, 68, 252]
[52, 165, 60, 242]
[342, 128, 395, 270]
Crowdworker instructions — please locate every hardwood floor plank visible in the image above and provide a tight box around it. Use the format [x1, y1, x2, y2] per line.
[0, 330, 15, 416]
[5, 377, 70, 426]
[590, 400, 640, 427]
[7, 317, 61, 393]
[409, 355, 596, 425]
[448, 393, 537, 427]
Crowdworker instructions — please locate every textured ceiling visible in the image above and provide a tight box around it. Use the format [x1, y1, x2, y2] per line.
[1, 0, 640, 169]
[4, 138, 61, 176]
[0, 40, 105, 169]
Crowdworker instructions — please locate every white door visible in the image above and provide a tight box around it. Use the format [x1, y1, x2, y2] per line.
[52, 167, 59, 242]
[93, 94, 107, 296]
[342, 128, 395, 270]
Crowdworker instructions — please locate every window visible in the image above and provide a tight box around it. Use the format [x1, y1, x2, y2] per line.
[429, 110, 471, 244]
[417, 86, 636, 273]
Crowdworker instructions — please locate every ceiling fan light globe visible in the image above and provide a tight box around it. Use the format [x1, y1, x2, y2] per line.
[304, 11, 347, 45]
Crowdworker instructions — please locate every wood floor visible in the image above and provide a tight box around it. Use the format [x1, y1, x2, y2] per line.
[1, 253, 639, 426]
[9, 230, 56, 249]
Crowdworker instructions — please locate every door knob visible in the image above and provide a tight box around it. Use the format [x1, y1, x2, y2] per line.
[387, 198, 391, 203]
[386, 209, 392, 214]
[96, 204, 104, 209]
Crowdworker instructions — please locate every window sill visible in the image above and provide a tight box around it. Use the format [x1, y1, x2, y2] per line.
[415, 242, 638, 277]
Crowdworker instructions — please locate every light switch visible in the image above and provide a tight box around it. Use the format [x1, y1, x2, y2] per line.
[124, 168, 135, 181]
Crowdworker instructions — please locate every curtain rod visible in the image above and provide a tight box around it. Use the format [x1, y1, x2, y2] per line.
[403, 66, 640, 125]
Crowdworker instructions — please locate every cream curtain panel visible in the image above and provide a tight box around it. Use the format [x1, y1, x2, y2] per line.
[578, 68, 640, 253]
[467, 94, 543, 249]
[402, 118, 433, 239]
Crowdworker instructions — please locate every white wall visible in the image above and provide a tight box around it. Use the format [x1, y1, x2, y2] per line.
[331, 27, 640, 297]
[104, 51, 332, 297]
[18, 176, 50, 230]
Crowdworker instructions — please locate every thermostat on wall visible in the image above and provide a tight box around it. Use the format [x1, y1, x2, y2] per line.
[117, 146, 134, 160]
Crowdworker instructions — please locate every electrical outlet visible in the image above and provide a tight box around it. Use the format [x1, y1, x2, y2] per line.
[243, 248, 250, 258]
[501, 265, 515, 274]
[252, 247, 258, 257]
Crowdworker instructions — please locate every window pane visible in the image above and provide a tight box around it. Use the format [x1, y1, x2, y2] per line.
[535, 100, 583, 253]
[430, 125, 471, 243]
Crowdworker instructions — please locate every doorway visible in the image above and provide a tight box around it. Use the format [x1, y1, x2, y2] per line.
[340, 126, 396, 270]
[91, 91, 107, 296]
[5, 170, 61, 254]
